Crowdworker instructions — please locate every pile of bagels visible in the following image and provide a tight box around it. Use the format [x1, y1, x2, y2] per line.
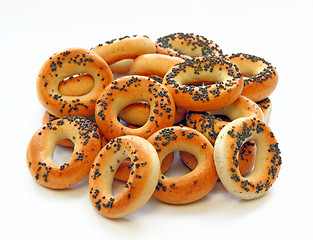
[26, 33, 282, 218]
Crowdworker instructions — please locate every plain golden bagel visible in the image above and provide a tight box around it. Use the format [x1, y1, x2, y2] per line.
[95, 75, 175, 140]
[147, 126, 218, 204]
[89, 135, 160, 218]
[163, 57, 243, 111]
[27, 116, 102, 189]
[91, 35, 156, 65]
[109, 59, 133, 74]
[36, 47, 114, 118]
[227, 53, 278, 102]
[214, 117, 282, 200]
[155, 32, 223, 59]
[186, 95, 264, 144]
[130, 53, 184, 77]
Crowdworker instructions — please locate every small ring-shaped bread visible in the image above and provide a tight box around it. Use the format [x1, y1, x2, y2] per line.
[26, 116, 101, 189]
[163, 57, 243, 111]
[91, 35, 156, 65]
[214, 117, 282, 200]
[147, 126, 218, 204]
[155, 32, 223, 59]
[227, 53, 278, 102]
[36, 48, 114, 118]
[95, 75, 175, 140]
[89, 135, 160, 218]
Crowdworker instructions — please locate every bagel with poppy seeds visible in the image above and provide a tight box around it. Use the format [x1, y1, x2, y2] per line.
[89, 135, 160, 218]
[147, 126, 218, 204]
[163, 56, 243, 111]
[27, 116, 101, 189]
[36, 48, 114, 118]
[214, 117, 282, 200]
[95, 75, 175, 140]
[227, 53, 278, 102]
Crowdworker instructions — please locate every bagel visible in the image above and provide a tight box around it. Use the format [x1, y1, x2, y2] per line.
[36, 47, 114, 118]
[147, 126, 218, 204]
[95, 75, 175, 140]
[109, 59, 133, 74]
[89, 135, 160, 218]
[227, 53, 278, 102]
[27, 116, 101, 189]
[130, 53, 184, 77]
[156, 32, 223, 59]
[214, 117, 282, 200]
[163, 57, 243, 111]
[257, 97, 272, 124]
[91, 35, 156, 65]
[185, 95, 264, 144]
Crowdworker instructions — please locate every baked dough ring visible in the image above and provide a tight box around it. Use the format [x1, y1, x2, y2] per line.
[109, 59, 133, 74]
[156, 32, 223, 59]
[147, 126, 218, 204]
[214, 117, 282, 200]
[257, 97, 272, 124]
[37, 48, 114, 118]
[91, 35, 156, 65]
[228, 53, 278, 102]
[95, 75, 175, 140]
[27, 116, 101, 189]
[130, 53, 184, 77]
[186, 95, 264, 144]
[163, 57, 243, 111]
[89, 135, 160, 218]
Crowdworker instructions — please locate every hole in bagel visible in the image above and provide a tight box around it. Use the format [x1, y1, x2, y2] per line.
[58, 73, 94, 96]
[118, 101, 150, 127]
[112, 158, 131, 197]
[238, 140, 256, 177]
[52, 142, 74, 166]
[163, 151, 193, 177]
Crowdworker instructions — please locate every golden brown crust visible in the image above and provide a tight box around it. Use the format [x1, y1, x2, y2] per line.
[36, 48, 114, 118]
[27, 116, 101, 189]
[228, 53, 278, 102]
[130, 53, 184, 77]
[95, 75, 175, 140]
[147, 126, 218, 204]
[91, 35, 156, 65]
[89, 135, 160, 218]
[163, 57, 243, 111]
[214, 117, 282, 200]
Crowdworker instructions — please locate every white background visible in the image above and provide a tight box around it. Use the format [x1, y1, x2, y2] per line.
[1, 0, 312, 239]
